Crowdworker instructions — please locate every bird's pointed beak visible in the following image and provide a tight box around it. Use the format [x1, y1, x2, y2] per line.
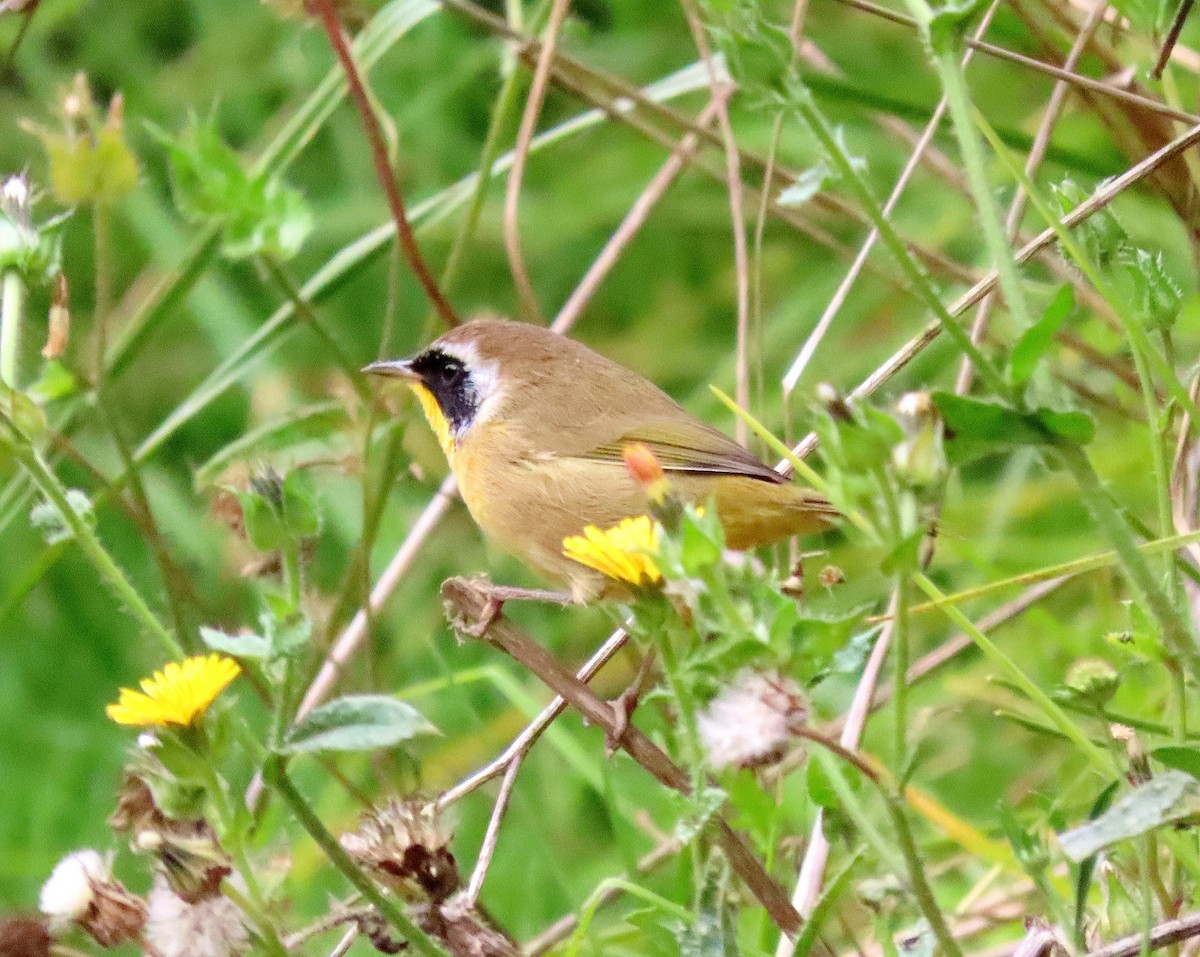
[362, 359, 419, 382]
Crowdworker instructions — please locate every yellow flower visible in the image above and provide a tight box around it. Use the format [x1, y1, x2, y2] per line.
[106, 655, 241, 727]
[562, 515, 662, 586]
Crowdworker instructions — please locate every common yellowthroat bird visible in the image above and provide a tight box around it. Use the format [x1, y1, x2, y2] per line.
[365, 319, 834, 602]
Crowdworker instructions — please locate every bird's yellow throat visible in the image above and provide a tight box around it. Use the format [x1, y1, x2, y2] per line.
[409, 382, 455, 460]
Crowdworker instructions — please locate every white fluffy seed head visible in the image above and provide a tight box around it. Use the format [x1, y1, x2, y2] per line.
[39, 849, 107, 923]
[698, 671, 808, 771]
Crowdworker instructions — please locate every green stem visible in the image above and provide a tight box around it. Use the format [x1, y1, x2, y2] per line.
[787, 92, 1008, 397]
[916, 34, 1031, 336]
[94, 201, 112, 385]
[884, 792, 965, 957]
[1129, 335, 1180, 603]
[1055, 440, 1199, 680]
[876, 468, 910, 768]
[265, 760, 450, 957]
[893, 572, 912, 771]
[911, 570, 1115, 773]
[0, 411, 183, 658]
[221, 878, 287, 957]
[1, 269, 24, 388]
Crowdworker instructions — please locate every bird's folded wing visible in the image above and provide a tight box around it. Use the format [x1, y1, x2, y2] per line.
[576, 420, 786, 484]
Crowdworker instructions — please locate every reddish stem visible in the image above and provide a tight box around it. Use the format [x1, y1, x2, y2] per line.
[310, 0, 460, 328]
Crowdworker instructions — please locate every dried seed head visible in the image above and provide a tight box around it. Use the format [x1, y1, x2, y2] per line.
[0, 917, 52, 957]
[111, 774, 231, 903]
[424, 893, 520, 957]
[39, 849, 146, 947]
[341, 799, 459, 903]
[817, 565, 845, 589]
[144, 877, 248, 957]
[698, 671, 809, 770]
[1111, 723, 1151, 785]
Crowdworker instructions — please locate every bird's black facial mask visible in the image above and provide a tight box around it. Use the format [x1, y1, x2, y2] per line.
[409, 349, 478, 435]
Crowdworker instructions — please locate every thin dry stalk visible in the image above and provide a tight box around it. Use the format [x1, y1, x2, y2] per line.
[554, 97, 724, 331]
[504, 0, 571, 322]
[678, 0, 752, 444]
[441, 576, 803, 937]
[777, 601, 896, 947]
[463, 752, 522, 908]
[830, 0, 1200, 125]
[955, 0, 1108, 395]
[781, 2, 1003, 394]
[782, 118, 1200, 465]
[438, 626, 630, 806]
[309, 0, 459, 328]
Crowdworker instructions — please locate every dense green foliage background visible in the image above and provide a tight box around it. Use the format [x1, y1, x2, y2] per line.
[4, 0, 1200, 952]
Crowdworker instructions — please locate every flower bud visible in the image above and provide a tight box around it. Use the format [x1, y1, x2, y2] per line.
[42, 272, 69, 360]
[1065, 658, 1120, 708]
[892, 391, 944, 487]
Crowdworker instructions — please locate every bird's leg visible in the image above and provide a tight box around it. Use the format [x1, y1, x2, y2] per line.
[442, 577, 575, 638]
[605, 649, 658, 754]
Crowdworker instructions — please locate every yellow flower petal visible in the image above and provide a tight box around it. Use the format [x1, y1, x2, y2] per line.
[106, 654, 241, 727]
[562, 515, 662, 587]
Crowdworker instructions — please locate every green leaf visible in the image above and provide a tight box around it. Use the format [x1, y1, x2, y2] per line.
[29, 488, 93, 546]
[199, 625, 270, 660]
[1058, 771, 1200, 861]
[194, 402, 349, 489]
[1074, 781, 1119, 940]
[1053, 179, 1127, 266]
[1121, 247, 1182, 332]
[933, 392, 1093, 464]
[927, 0, 989, 52]
[237, 488, 286, 553]
[278, 694, 437, 754]
[1036, 408, 1094, 445]
[44, 127, 139, 205]
[880, 527, 924, 575]
[281, 469, 321, 540]
[778, 161, 834, 208]
[1010, 284, 1073, 389]
[998, 803, 1049, 873]
[1153, 746, 1200, 780]
[264, 613, 312, 661]
[673, 785, 727, 845]
[807, 758, 839, 810]
[153, 116, 312, 261]
[934, 393, 1044, 445]
[677, 856, 739, 957]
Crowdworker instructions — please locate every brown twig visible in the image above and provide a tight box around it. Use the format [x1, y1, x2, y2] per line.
[463, 751, 522, 908]
[781, 3, 1004, 394]
[504, 0, 571, 322]
[1153, 0, 1196, 78]
[830, 0, 1200, 125]
[554, 97, 724, 332]
[310, 0, 460, 328]
[782, 118, 1200, 466]
[955, 0, 1109, 395]
[1087, 913, 1200, 957]
[437, 625, 631, 807]
[440, 576, 803, 937]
